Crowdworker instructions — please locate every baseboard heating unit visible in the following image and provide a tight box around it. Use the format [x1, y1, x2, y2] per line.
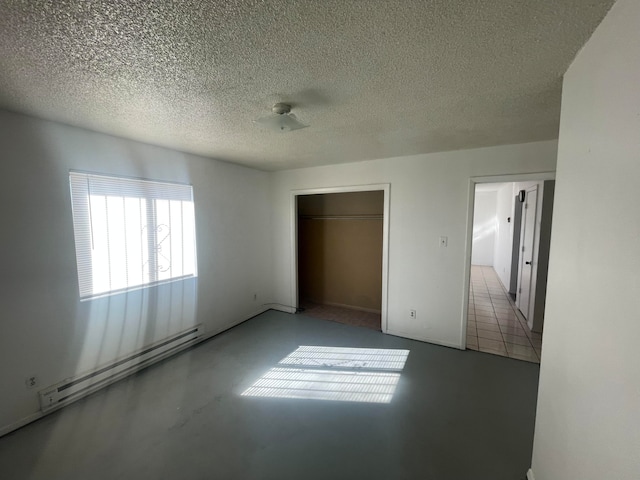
[39, 324, 203, 412]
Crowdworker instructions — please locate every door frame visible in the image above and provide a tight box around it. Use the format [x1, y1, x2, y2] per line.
[290, 183, 391, 332]
[461, 172, 555, 349]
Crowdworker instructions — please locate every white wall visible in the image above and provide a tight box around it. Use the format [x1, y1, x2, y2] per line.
[0, 110, 273, 433]
[493, 183, 515, 289]
[271, 141, 557, 348]
[471, 191, 497, 266]
[531, 0, 640, 478]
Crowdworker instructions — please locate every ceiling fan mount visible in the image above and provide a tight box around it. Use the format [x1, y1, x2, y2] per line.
[255, 102, 308, 132]
[271, 102, 292, 115]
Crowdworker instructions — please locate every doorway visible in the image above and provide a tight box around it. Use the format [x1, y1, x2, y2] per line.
[291, 184, 390, 332]
[464, 175, 555, 362]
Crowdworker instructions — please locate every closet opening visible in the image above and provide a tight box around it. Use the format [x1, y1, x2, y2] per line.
[292, 185, 389, 332]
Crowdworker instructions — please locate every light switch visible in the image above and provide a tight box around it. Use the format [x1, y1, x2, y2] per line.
[439, 236, 448, 247]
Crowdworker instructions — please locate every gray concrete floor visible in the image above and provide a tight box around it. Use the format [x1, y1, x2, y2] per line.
[0, 310, 539, 480]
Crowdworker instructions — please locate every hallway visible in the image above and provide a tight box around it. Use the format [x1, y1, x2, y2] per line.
[467, 266, 542, 363]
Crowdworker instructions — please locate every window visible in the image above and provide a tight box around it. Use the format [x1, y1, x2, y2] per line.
[69, 171, 197, 300]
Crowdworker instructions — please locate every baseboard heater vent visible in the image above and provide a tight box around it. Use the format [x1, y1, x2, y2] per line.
[39, 324, 203, 412]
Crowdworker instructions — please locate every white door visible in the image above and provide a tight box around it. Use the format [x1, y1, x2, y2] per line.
[516, 186, 538, 321]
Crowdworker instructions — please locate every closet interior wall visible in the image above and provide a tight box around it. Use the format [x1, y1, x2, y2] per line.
[297, 191, 384, 313]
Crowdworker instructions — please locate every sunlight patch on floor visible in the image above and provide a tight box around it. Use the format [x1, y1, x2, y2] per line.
[278, 345, 409, 371]
[241, 346, 409, 404]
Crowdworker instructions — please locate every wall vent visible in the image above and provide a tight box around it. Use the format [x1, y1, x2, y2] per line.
[39, 324, 202, 412]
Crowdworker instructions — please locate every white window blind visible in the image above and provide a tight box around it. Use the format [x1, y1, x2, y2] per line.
[69, 171, 197, 300]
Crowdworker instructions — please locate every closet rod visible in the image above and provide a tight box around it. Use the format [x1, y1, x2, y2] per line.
[299, 214, 383, 220]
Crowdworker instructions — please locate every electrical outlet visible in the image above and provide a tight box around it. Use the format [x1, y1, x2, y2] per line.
[439, 236, 448, 247]
[25, 376, 38, 389]
[410, 309, 417, 319]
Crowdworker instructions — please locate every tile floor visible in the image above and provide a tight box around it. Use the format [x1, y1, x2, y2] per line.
[467, 265, 542, 363]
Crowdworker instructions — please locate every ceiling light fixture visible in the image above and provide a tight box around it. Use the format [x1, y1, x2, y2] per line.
[254, 103, 308, 132]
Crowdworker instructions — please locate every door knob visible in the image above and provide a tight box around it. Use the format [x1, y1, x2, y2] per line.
[525, 261, 532, 265]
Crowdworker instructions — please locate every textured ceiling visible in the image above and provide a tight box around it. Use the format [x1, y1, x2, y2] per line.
[0, 0, 614, 171]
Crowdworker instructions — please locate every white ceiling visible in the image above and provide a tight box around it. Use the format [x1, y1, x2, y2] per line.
[0, 1, 614, 171]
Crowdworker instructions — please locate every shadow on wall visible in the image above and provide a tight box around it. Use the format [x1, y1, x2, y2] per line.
[0, 111, 200, 475]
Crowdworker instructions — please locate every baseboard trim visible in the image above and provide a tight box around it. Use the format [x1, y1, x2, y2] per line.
[199, 307, 271, 342]
[0, 306, 273, 438]
[385, 329, 463, 350]
[527, 468, 535, 480]
[301, 299, 381, 314]
[266, 304, 296, 314]
[320, 301, 381, 314]
[0, 412, 44, 438]
[1, 336, 202, 438]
